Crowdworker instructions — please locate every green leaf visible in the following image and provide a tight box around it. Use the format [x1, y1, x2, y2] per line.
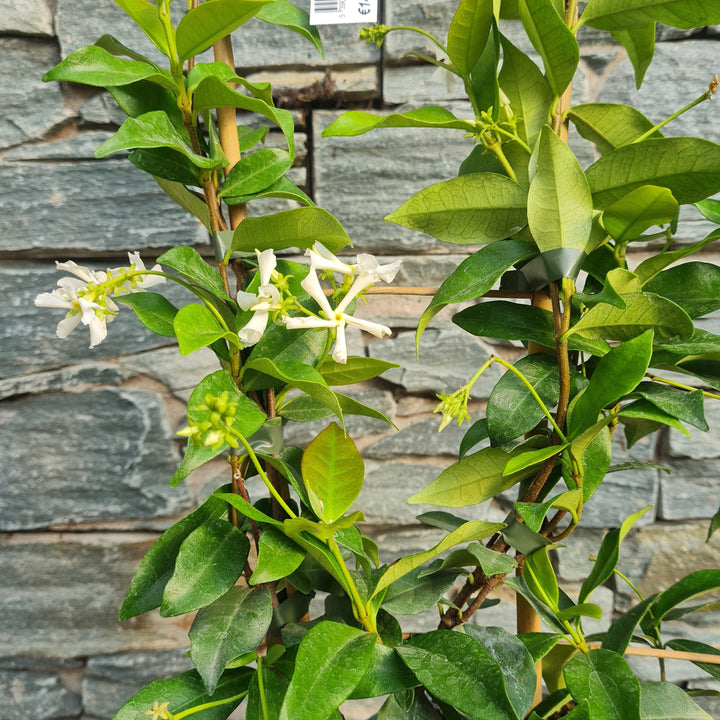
[350, 644, 419, 699]
[250, 527, 305, 584]
[385, 173, 528, 245]
[247, 666, 288, 720]
[223, 176, 315, 207]
[372, 521, 505, 598]
[154, 176, 212, 230]
[487, 354, 561, 445]
[602, 595, 656, 655]
[279, 621, 376, 720]
[635, 230, 720, 284]
[381, 566, 460, 615]
[130, 147, 202, 185]
[586, 137, 720, 209]
[629, 381, 707, 431]
[639, 681, 712, 720]
[116, 291, 177, 337]
[504, 576, 567, 634]
[610, 23, 655, 89]
[498, 35, 554, 145]
[564, 649, 641, 720]
[566, 292, 694, 343]
[440, 542, 517, 576]
[174, 303, 234, 356]
[567, 104, 661, 155]
[524, 546, 559, 611]
[95, 111, 220, 169]
[396, 631, 518, 720]
[464, 626, 537, 720]
[278, 392, 394, 427]
[580, 0, 720, 31]
[514, 490, 583, 532]
[230, 207, 349, 254]
[111, 0, 170, 57]
[318, 356, 399, 385]
[408, 443, 543, 508]
[161, 518, 250, 617]
[322, 107, 477, 137]
[666, 639, 720, 683]
[650, 569, 720, 627]
[696, 197, 720, 225]
[602, 185, 678, 243]
[447, 0, 494, 76]
[301, 423, 364, 523]
[518, 0, 579, 96]
[118, 493, 229, 620]
[417, 239, 536, 346]
[94, 33, 158, 65]
[644, 262, 720, 319]
[217, 493, 281, 527]
[528, 125, 593, 255]
[176, 0, 272, 61]
[459, 418, 489, 458]
[519, 633, 563, 663]
[43, 45, 174, 90]
[569, 330, 653, 437]
[190, 586, 272, 694]
[112, 668, 252, 720]
[256, 0, 323, 57]
[708, 508, 720, 541]
[219, 148, 293, 197]
[620, 398, 689, 436]
[416, 511, 470, 532]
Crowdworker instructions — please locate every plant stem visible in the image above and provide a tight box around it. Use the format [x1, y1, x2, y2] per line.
[173, 692, 249, 720]
[646, 373, 720, 401]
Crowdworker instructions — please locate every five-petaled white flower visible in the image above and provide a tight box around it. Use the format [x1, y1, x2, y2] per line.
[236, 249, 281, 346]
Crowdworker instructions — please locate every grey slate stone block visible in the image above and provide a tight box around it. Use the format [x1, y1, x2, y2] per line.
[0, 388, 190, 529]
[365, 416, 468, 459]
[0, 0, 54, 36]
[0, 533, 193, 659]
[368, 326, 503, 398]
[666, 400, 720, 459]
[313, 104, 478, 254]
[0, 38, 74, 150]
[660, 458, 720, 520]
[83, 650, 193, 719]
[0, 669, 82, 720]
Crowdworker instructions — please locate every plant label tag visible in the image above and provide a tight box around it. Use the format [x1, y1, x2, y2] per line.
[310, 0, 378, 25]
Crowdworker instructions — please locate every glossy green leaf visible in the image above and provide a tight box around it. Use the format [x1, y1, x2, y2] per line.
[161, 518, 250, 617]
[528, 125, 593, 254]
[650, 569, 720, 626]
[130, 146, 202, 185]
[278, 391, 394, 427]
[116, 291, 177, 337]
[666, 639, 720, 683]
[518, 0, 579, 96]
[635, 230, 720, 284]
[381, 566, 459, 615]
[447, 0, 493, 76]
[417, 239, 536, 345]
[176, 0, 271, 61]
[230, 206, 349, 254]
[279, 621, 375, 720]
[514, 490, 583, 532]
[301, 423, 364, 523]
[386, 173, 528, 245]
[256, 0, 323, 56]
[465, 626, 537, 719]
[190, 587, 272, 694]
[174, 303, 233, 355]
[504, 576, 567, 634]
[318, 356, 399, 385]
[564, 649, 641, 720]
[250, 527, 305, 584]
[696, 197, 720, 225]
[586, 137, 720, 209]
[154, 176, 212, 230]
[620, 398, 689, 436]
[43, 45, 174, 89]
[498, 35, 554, 145]
[407, 443, 542, 508]
[610, 23, 655, 88]
[350, 645, 419, 699]
[602, 595, 655, 654]
[111, 0, 169, 56]
[396, 631, 518, 720]
[524, 546, 559, 610]
[602, 185, 678, 242]
[247, 665, 288, 720]
[580, 0, 720, 31]
[519, 633, 563, 663]
[373, 521, 504, 598]
[219, 148, 293, 197]
[95, 111, 220, 168]
[567, 104, 661, 155]
[322, 107, 477, 137]
[223, 176, 314, 207]
[119, 493, 228, 620]
[645, 262, 720, 318]
[439, 542, 517, 576]
[94, 32, 158, 64]
[467, 18, 500, 117]
[640, 681, 712, 719]
[376, 691, 442, 719]
[570, 330, 653, 437]
[630, 381, 708, 430]
[566, 292, 694, 343]
[217, 493, 281, 527]
[487, 354, 561, 445]
[459, 418, 489, 458]
[112, 668, 252, 720]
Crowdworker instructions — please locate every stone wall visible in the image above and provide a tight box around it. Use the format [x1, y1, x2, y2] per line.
[1, 1, 720, 717]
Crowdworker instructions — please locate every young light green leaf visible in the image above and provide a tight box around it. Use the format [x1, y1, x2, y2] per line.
[174, 303, 234, 356]
[528, 125, 594, 256]
[610, 23, 655, 89]
[601, 185, 678, 243]
[586, 137, 720, 209]
[518, 0, 579, 96]
[386, 173, 528, 245]
[160, 518, 250, 617]
[447, 0, 494, 76]
[580, 0, 720, 31]
[116, 291, 177, 337]
[524, 546, 559, 611]
[279, 621, 376, 720]
[256, 0, 323, 57]
[190, 587, 272, 694]
[111, 0, 170, 57]
[230, 206, 350, 254]
[322, 107, 477, 137]
[158, 246, 228, 297]
[176, 0, 272, 61]
[223, 176, 315, 207]
[503, 444, 567, 476]
[250, 527, 305, 584]
[301, 422, 364, 524]
[219, 148, 293, 197]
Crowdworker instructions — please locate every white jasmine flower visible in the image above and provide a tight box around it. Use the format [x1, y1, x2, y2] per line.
[120, 252, 165, 291]
[282, 267, 392, 364]
[305, 243, 355, 276]
[237, 249, 281, 346]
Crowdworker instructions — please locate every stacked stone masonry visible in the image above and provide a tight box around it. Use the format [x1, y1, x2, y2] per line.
[1, 0, 719, 717]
